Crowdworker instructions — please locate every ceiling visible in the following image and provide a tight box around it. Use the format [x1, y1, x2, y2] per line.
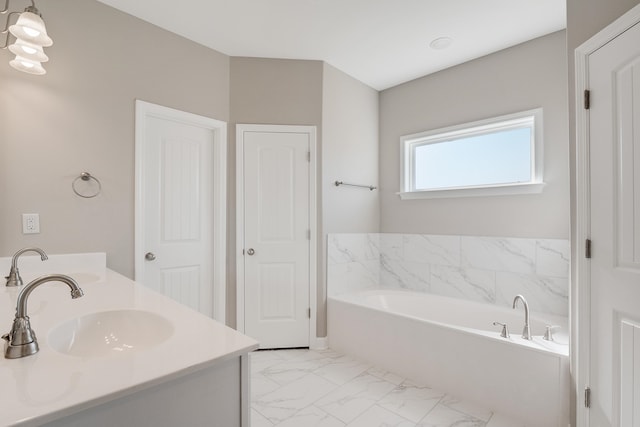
[95, 0, 566, 91]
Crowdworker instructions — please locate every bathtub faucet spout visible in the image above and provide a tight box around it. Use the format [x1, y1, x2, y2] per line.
[512, 295, 532, 340]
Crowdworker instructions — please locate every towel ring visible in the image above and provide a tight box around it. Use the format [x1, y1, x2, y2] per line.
[72, 172, 102, 198]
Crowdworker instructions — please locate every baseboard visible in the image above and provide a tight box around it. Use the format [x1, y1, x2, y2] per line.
[310, 336, 328, 350]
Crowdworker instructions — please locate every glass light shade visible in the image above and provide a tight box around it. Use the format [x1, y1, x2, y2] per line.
[9, 12, 53, 47]
[9, 39, 49, 62]
[9, 55, 46, 75]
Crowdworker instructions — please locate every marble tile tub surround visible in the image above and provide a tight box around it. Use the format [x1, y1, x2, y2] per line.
[327, 233, 570, 317]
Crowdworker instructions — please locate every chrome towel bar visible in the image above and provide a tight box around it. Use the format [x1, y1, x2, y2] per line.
[334, 180, 377, 191]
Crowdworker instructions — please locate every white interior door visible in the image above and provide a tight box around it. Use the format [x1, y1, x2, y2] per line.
[135, 101, 227, 322]
[237, 125, 315, 349]
[588, 18, 640, 426]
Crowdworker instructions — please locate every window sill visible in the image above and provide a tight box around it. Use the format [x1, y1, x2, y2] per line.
[398, 182, 545, 200]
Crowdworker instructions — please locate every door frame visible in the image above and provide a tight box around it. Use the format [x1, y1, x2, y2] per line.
[235, 124, 318, 347]
[134, 100, 228, 323]
[575, 5, 640, 425]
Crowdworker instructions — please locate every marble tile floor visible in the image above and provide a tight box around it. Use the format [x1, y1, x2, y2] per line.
[250, 348, 525, 427]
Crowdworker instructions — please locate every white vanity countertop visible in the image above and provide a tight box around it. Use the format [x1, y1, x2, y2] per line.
[0, 254, 259, 427]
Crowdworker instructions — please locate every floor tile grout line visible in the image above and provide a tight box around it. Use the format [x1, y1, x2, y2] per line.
[252, 371, 343, 425]
[370, 403, 421, 427]
[438, 394, 494, 423]
[415, 394, 447, 425]
[251, 353, 405, 425]
[250, 404, 275, 426]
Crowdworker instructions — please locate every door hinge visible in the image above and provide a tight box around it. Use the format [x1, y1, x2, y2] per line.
[307, 229, 311, 240]
[584, 89, 591, 109]
[585, 239, 592, 259]
[307, 308, 311, 318]
[307, 151, 311, 162]
[585, 387, 591, 408]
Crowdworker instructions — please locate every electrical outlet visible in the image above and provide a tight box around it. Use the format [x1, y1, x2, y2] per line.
[22, 213, 40, 234]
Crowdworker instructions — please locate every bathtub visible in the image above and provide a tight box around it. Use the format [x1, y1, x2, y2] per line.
[328, 290, 569, 427]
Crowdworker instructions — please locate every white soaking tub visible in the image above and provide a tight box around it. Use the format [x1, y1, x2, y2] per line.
[328, 289, 569, 427]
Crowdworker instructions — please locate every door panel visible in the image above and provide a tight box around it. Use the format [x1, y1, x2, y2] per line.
[241, 128, 311, 349]
[589, 20, 640, 426]
[259, 263, 296, 320]
[142, 116, 214, 316]
[161, 265, 201, 309]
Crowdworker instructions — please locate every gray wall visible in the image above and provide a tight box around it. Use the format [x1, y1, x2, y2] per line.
[379, 30, 569, 240]
[320, 63, 380, 335]
[0, 0, 230, 276]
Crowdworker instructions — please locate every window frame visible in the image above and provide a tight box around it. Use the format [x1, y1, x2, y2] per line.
[399, 108, 545, 200]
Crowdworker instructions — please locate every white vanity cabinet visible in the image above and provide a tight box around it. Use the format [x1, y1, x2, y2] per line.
[41, 356, 251, 427]
[0, 253, 258, 427]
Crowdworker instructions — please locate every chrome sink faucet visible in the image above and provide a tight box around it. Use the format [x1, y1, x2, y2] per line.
[512, 294, 532, 340]
[3, 274, 84, 359]
[5, 247, 48, 287]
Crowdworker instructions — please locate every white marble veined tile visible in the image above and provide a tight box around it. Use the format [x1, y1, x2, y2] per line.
[251, 349, 286, 363]
[251, 351, 289, 374]
[252, 408, 274, 427]
[274, 405, 346, 427]
[379, 233, 404, 261]
[461, 237, 536, 275]
[535, 239, 570, 278]
[327, 261, 380, 296]
[313, 355, 372, 385]
[485, 412, 525, 427]
[402, 234, 461, 266]
[250, 349, 513, 427]
[327, 234, 380, 265]
[316, 373, 397, 423]
[437, 395, 492, 422]
[430, 265, 495, 304]
[276, 348, 340, 362]
[366, 366, 406, 386]
[495, 272, 569, 317]
[252, 373, 283, 399]
[260, 349, 350, 385]
[345, 404, 416, 427]
[253, 373, 339, 424]
[378, 382, 445, 423]
[380, 257, 430, 292]
[261, 359, 332, 386]
[417, 401, 487, 427]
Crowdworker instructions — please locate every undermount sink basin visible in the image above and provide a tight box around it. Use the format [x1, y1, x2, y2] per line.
[49, 310, 174, 357]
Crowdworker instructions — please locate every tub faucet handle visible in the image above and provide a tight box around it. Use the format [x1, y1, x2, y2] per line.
[493, 321, 510, 338]
[543, 325, 559, 341]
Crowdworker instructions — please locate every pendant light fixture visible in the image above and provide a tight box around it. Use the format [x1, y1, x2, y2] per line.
[1, 1, 53, 75]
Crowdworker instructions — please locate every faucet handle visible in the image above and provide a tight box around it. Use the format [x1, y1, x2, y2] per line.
[543, 325, 559, 341]
[493, 321, 510, 338]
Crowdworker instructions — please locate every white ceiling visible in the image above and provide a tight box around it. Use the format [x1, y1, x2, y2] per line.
[95, 0, 566, 91]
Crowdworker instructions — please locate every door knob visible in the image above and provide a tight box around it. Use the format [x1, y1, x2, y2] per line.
[246, 248, 255, 256]
[145, 252, 156, 261]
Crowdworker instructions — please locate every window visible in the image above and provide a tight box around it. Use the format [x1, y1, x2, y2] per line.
[400, 108, 544, 199]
